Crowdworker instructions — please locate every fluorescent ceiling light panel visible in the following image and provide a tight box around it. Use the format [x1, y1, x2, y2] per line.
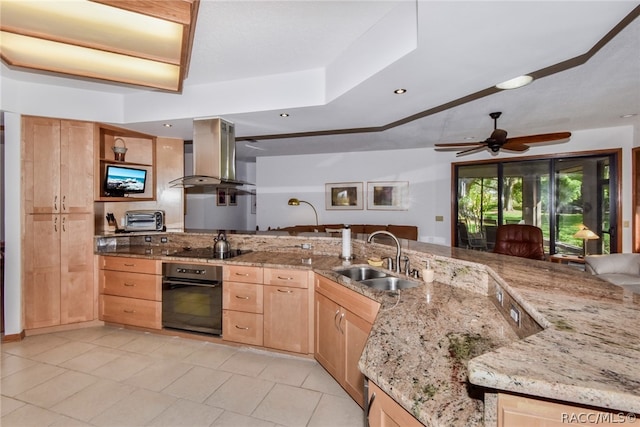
[0, 0, 197, 92]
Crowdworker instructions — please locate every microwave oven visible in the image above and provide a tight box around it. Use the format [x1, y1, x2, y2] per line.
[124, 210, 165, 232]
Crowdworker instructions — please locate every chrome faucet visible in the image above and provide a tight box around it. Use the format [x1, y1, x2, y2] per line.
[367, 230, 401, 274]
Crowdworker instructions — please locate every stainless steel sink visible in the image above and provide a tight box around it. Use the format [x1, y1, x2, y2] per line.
[359, 277, 421, 291]
[335, 266, 388, 281]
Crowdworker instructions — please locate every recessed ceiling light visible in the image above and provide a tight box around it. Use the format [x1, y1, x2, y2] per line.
[163, 123, 173, 128]
[496, 75, 534, 90]
[621, 113, 638, 118]
[280, 113, 289, 117]
[394, 88, 407, 94]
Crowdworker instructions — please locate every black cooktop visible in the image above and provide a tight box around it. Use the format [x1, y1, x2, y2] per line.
[170, 247, 250, 260]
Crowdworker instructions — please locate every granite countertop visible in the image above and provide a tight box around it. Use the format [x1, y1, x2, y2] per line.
[96, 234, 640, 426]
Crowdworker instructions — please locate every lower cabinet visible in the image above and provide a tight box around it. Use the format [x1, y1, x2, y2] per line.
[223, 265, 265, 346]
[367, 381, 423, 427]
[99, 256, 162, 329]
[315, 274, 380, 407]
[497, 392, 638, 427]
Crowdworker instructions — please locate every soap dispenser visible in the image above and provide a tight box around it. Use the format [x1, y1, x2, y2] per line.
[422, 260, 435, 283]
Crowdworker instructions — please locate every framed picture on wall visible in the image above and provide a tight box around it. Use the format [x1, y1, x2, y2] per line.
[228, 188, 238, 206]
[217, 188, 227, 206]
[367, 181, 409, 210]
[325, 182, 363, 210]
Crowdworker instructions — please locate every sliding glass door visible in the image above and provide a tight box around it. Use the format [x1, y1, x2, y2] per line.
[454, 152, 618, 255]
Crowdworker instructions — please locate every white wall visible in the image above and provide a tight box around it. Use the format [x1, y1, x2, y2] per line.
[257, 125, 636, 249]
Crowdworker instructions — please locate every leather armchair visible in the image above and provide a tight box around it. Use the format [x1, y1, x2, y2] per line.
[492, 224, 546, 260]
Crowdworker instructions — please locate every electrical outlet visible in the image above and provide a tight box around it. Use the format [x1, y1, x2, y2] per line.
[435, 215, 444, 222]
[496, 287, 503, 306]
[161, 237, 168, 243]
[144, 236, 152, 243]
[301, 243, 312, 249]
[510, 304, 521, 326]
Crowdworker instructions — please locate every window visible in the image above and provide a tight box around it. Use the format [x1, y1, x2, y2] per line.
[454, 151, 620, 256]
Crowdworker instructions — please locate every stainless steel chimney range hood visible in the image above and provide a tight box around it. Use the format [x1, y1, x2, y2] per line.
[170, 117, 252, 188]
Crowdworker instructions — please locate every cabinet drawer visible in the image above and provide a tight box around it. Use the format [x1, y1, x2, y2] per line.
[264, 268, 309, 288]
[223, 282, 263, 313]
[224, 265, 263, 284]
[99, 295, 161, 329]
[101, 270, 161, 300]
[101, 256, 160, 275]
[223, 310, 263, 346]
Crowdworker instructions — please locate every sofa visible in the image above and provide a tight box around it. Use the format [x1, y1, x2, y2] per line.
[584, 254, 640, 293]
[275, 224, 418, 240]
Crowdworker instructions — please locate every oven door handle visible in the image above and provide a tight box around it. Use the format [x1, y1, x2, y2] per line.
[163, 279, 221, 288]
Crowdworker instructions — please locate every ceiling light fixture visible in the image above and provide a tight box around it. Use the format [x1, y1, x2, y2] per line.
[621, 113, 638, 118]
[495, 75, 534, 90]
[163, 123, 173, 128]
[0, 0, 199, 92]
[280, 113, 290, 117]
[394, 88, 407, 94]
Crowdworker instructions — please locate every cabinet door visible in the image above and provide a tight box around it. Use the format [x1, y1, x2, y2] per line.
[60, 120, 94, 213]
[367, 381, 423, 427]
[23, 116, 61, 214]
[60, 214, 95, 324]
[342, 309, 373, 407]
[264, 286, 309, 353]
[223, 310, 263, 346]
[314, 291, 343, 380]
[24, 214, 61, 328]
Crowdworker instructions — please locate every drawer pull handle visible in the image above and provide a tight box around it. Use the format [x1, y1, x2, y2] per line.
[124, 283, 135, 287]
[235, 295, 250, 300]
[277, 289, 293, 293]
[277, 276, 294, 280]
[235, 272, 250, 276]
[123, 309, 135, 314]
[235, 325, 249, 330]
[124, 263, 135, 267]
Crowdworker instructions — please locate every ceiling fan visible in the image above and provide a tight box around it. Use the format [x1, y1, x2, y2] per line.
[434, 112, 571, 157]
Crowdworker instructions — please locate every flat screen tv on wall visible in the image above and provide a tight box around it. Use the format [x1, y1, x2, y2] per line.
[104, 165, 147, 197]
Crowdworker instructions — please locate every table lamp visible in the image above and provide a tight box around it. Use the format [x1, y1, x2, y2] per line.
[574, 226, 599, 257]
[287, 198, 319, 227]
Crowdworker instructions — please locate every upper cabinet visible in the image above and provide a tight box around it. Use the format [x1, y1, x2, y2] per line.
[22, 116, 94, 214]
[95, 124, 156, 202]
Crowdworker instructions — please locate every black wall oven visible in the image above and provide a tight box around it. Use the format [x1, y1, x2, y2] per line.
[162, 263, 222, 335]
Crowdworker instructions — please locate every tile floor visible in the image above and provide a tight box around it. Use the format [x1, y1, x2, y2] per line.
[1, 326, 364, 427]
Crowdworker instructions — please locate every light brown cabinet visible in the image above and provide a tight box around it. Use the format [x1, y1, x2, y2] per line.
[223, 265, 264, 346]
[497, 393, 638, 427]
[22, 116, 95, 330]
[263, 268, 311, 354]
[367, 381, 423, 427]
[99, 256, 162, 329]
[314, 274, 380, 407]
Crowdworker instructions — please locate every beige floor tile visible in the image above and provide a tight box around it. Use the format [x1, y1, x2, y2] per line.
[252, 383, 322, 426]
[162, 365, 232, 403]
[301, 364, 351, 397]
[124, 359, 192, 391]
[31, 340, 96, 365]
[1, 362, 66, 397]
[92, 352, 155, 382]
[60, 346, 126, 372]
[205, 374, 275, 415]
[0, 403, 61, 427]
[118, 332, 168, 355]
[211, 411, 277, 427]
[1, 396, 25, 416]
[50, 414, 96, 427]
[183, 343, 237, 369]
[51, 378, 137, 422]
[147, 398, 224, 427]
[52, 325, 121, 342]
[149, 336, 203, 360]
[259, 356, 316, 387]
[90, 329, 141, 348]
[1, 354, 37, 378]
[1, 334, 70, 358]
[90, 388, 177, 427]
[15, 369, 98, 408]
[307, 393, 364, 427]
[218, 350, 272, 377]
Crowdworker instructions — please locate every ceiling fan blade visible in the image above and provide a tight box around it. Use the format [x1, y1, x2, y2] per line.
[506, 132, 571, 145]
[434, 141, 483, 147]
[502, 142, 529, 152]
[456, 145, 487, 157]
